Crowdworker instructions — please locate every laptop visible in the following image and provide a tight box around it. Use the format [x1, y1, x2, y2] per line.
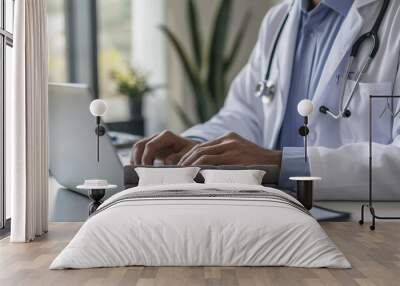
[49, 83, 133, 197]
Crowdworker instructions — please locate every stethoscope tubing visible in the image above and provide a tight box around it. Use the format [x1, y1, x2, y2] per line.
[258, 0, 390, 120]
[264, 4, 292, 82]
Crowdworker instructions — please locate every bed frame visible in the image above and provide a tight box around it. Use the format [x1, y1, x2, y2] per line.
[122, 165, 353, 221]
[123, 165, 281, 189]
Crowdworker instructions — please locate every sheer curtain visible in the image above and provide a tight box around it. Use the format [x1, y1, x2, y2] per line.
[8, 0, 48, 242]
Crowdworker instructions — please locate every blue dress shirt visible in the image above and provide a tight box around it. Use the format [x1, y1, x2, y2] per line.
[279, 0, 353, 189]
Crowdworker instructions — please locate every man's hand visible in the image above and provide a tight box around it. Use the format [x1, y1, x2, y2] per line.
[178, 132, 282, 166]
[131, 130, 198, 165]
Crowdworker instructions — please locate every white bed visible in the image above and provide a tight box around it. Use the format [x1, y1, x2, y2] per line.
[50, 183, 350, 269]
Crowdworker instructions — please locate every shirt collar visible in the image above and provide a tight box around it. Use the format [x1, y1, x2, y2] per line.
[300, 0, 353, 17]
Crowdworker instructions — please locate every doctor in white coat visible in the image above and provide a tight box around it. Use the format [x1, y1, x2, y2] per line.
[132, 0, 400, 200]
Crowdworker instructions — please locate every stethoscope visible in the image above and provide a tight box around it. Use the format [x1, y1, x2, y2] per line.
[255, 0, 390, 119]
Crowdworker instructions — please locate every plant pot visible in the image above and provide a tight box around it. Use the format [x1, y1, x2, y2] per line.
[128, 96, 143, 119]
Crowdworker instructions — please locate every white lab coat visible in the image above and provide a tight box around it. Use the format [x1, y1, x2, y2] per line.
[183, 0, 400, 201]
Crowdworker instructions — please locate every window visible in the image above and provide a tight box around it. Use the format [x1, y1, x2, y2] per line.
[1, 0, 14, 230]
[47, 0, 68, 82]
[97, 0, 132, 99]
[5, 0, 13, 33]
[47, 0, 133, 123]
[47, 0, 133, 99]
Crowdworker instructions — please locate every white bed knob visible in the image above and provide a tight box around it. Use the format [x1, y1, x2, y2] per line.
[90, 99, 108, 117]
[297, 99, 314, 117]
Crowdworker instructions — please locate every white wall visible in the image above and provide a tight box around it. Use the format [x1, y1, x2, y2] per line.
[133, 0, 280, 135]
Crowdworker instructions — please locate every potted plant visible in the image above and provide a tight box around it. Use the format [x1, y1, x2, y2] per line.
[111, 68, 154, 118]
[160, 0, 251, 126]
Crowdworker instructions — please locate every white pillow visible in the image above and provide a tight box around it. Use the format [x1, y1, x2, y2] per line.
[135, 167, 201, 186]
[200, 169, 266, 185]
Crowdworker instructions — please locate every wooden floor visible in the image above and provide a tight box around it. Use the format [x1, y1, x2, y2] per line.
[0, 222, 399, 286]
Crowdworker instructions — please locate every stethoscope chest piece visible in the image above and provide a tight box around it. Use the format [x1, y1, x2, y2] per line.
[256, 80, 276, 104]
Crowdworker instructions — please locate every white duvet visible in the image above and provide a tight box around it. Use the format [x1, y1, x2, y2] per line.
[50, 183, 350, 269]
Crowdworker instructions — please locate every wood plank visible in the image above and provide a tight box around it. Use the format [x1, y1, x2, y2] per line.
[0, 222, 399, 286]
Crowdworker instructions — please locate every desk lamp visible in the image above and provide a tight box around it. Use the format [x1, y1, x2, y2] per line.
[290, 99, 321, 210]
[89, 99, 107, 162]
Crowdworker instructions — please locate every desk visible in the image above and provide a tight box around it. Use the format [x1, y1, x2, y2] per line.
[48, 177, 89, 222]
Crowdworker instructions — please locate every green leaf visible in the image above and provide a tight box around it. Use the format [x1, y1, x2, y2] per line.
[195, 81, 216, 120]
[224, 10, 251, 73]
[187, 0, 203, 69]
[161, 1, 246, 123]
[159, 25, 198, 88]
[160, 24, 207, 122]
[207, 0, 232, 108]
